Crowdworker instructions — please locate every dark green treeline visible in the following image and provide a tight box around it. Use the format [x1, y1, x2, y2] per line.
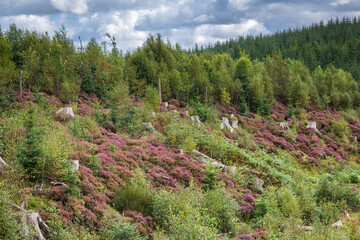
[0, 21, 359, 114]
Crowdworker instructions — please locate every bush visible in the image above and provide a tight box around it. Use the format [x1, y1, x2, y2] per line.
[0, 182, 20, 239]
[202, 187, 239, 236]
[190, 100, 219, 124]
[144, 85, 160, 110]
[315, 174, 360, 210]
[152, 184, 219, 240]
[114, 170, 153, 217]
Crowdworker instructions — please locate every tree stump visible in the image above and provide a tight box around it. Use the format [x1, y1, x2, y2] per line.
[190, 116, 203, 127]
[68, 160, 79, 171]
[56, 107, 75, 118]
[306, 121, 317, 130]
[220, 117, 234, 132]
[279, 122, 290, 130]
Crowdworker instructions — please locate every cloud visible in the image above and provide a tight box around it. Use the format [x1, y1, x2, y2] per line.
[51, 0, 88, 14]
[1, 0, 360, 51]
[193, 19, 269, 45]
[0, 14, 57, 33]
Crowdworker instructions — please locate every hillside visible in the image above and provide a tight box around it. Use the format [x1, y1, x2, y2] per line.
[0, 22, 359, 239]
[197, 17, 360, 83]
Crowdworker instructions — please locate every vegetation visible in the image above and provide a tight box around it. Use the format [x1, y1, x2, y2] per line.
[0, 18, 359, 239]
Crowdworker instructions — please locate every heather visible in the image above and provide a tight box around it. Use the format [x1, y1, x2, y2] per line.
[0, 22, 359, 239]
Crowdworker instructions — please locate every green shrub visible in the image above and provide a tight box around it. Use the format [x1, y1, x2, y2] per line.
[202, 163, 221, 191]
[331, 118, 349, 140]
[0, 182, 20, 240]
[144, 85, 160, 110]
[152, 184, 219, 240]
[115, 170, 153, 217]
[315, 201, 340, 225]
[315, 174, 360, 210]
[202, 187, 239, 236]
[190, 100, 219, 124]
[106, 81, 130, 107]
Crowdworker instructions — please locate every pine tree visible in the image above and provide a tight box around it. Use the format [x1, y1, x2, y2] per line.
[17, 106, 44, 180]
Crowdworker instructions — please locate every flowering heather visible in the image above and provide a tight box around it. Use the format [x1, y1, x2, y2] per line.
[124, 210, 154, 237]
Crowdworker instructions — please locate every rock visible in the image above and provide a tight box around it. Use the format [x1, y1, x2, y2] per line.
[220, 117, 234, 133]
[331, 220, 343, 228]
[307, 121, 317, 130]
[56, 107, 75, 118]
[255, 177, 264, 188]
[143, 122, 157, 133]
[279, 122, 290, 130]
[163, 102, 168, 108]
[68, 160, 79, 171]
[191, 116, 203, 127]
[0, 156, 8, 170]
[232, 120, 238, 129]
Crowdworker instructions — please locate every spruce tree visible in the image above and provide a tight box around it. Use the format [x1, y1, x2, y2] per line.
[17, 106, 43, 180]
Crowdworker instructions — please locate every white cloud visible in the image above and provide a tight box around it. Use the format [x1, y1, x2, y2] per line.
[51, 0, 88, 14]
[193, 19, 269, 45]
[0, 14, 57, 33]
[96, 11, 149, 50]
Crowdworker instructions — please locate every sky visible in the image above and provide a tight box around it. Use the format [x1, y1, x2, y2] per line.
[1, 0, 360, 51]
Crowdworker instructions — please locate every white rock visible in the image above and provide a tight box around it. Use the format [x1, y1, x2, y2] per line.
[331, 220, 343, 228]
[56, 107, 75, 118]
[69, 160, 79, 171]
[279, 122, 290, 130]
[191, 116, 203, 127]
[232, 120, 238, 129]
[220, 117, 234, 133]
[307, 121, 317, 130]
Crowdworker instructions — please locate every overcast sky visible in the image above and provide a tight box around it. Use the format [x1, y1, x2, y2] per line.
[1, 0, 360, 51]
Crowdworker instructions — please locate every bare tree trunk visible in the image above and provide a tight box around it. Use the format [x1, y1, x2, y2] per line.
[158, 78, 162, 103]
[19, 71, 23, 99]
